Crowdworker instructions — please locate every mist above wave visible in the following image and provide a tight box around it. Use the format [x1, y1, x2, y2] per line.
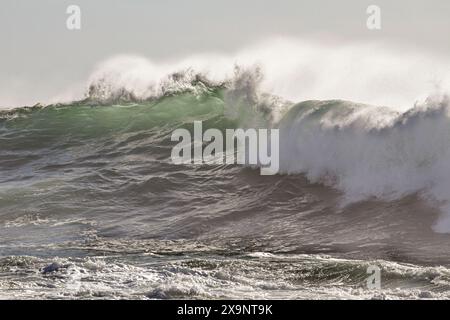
[81, 38, 450, 121]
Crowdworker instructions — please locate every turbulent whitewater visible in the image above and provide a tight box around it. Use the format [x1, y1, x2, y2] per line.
[1, 42, 450, 299]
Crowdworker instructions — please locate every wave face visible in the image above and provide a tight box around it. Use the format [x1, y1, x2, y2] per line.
[1, 44, 450, 298]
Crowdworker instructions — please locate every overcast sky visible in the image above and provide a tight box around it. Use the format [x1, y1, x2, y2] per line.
[1, 0, 450, 107]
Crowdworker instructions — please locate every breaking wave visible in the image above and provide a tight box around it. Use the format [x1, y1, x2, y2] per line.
[2, 39, 450, 236]
[278, 96, 450, 232]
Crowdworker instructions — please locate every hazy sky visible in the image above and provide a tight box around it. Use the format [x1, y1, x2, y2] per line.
[1, 0, 450, 107]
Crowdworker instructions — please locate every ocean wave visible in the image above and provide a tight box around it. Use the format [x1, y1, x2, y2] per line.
[277, 95, 450, 232]
[3, 90, 450, 233]
[3, 39, 450, 234]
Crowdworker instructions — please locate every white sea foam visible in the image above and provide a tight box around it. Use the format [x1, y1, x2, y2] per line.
[278, 95, 450, 232]
[1, 250, 449, 300]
